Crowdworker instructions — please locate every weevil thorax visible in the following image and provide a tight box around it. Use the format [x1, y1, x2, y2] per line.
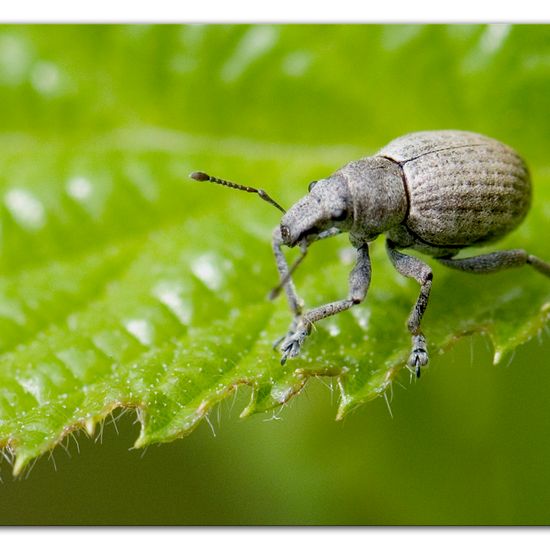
[341, 156, 408, 244]
[279, 174, 352, 247]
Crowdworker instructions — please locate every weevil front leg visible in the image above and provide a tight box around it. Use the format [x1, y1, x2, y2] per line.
[279, 244, 371, 364]
[271, 226, 342, 349]
[272, 226, 306, 340]
[386, 240, 433, 377]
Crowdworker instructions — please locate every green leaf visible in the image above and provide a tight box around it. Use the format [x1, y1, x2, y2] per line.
[0, 24, 549, 474]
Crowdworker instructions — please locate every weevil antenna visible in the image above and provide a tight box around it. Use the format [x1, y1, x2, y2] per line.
[189, 171, 286, 214]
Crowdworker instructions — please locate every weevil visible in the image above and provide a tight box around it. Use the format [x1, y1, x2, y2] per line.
[190, 130, 550, 377]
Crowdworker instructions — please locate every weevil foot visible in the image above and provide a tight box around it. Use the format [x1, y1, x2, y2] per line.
[272, 334, 285, 350]
[272, 316, 301, 350]
[279, 322, 312, 365]
[408, 334, 429, 378]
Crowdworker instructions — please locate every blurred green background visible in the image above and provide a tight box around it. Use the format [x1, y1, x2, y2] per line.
[1, 24, 550, 525]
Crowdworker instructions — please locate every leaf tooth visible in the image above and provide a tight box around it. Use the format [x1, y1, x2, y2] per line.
[84, 418, 95, 437]
[13, 452, 31, 477]
[492, 344, 506, 366]
[335, 377, 359, 421]
[239, 384, 260, 418]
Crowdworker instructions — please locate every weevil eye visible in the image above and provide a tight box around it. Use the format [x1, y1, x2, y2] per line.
[308, 180, 318, 192]
[280, 224, 291, 242]
[332, 209, 347, 221]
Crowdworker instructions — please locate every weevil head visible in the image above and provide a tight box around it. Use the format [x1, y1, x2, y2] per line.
[279, 156, 408, 247]
[279, 174, 353, 247]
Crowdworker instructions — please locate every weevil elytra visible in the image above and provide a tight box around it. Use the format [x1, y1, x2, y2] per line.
[190, 130, 550, 377]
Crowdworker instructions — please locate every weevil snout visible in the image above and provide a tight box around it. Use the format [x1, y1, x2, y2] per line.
[279, 201, 322, 247]
[280, 175, 352, 247]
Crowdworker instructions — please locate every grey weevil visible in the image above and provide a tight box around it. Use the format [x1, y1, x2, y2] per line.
[190, 130, 550, 377]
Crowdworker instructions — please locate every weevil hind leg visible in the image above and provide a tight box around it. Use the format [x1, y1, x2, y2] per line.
[437, 249, 550, 277]
[528, 255, 550, 277]
[386, 240, 433, 376]
[279, 244, 372, 364]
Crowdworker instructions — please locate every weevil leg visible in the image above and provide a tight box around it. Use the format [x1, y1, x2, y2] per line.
[271, 227, 343, 350]
[280, 244, 371, 364]
[272, 226, 306, 323]
[386, 240, 432, 377]
[437, 249, 550, 277]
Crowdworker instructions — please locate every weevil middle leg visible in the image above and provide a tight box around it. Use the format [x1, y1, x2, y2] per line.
[279, 244, 372, 364]
[386, 239, 433, 377]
